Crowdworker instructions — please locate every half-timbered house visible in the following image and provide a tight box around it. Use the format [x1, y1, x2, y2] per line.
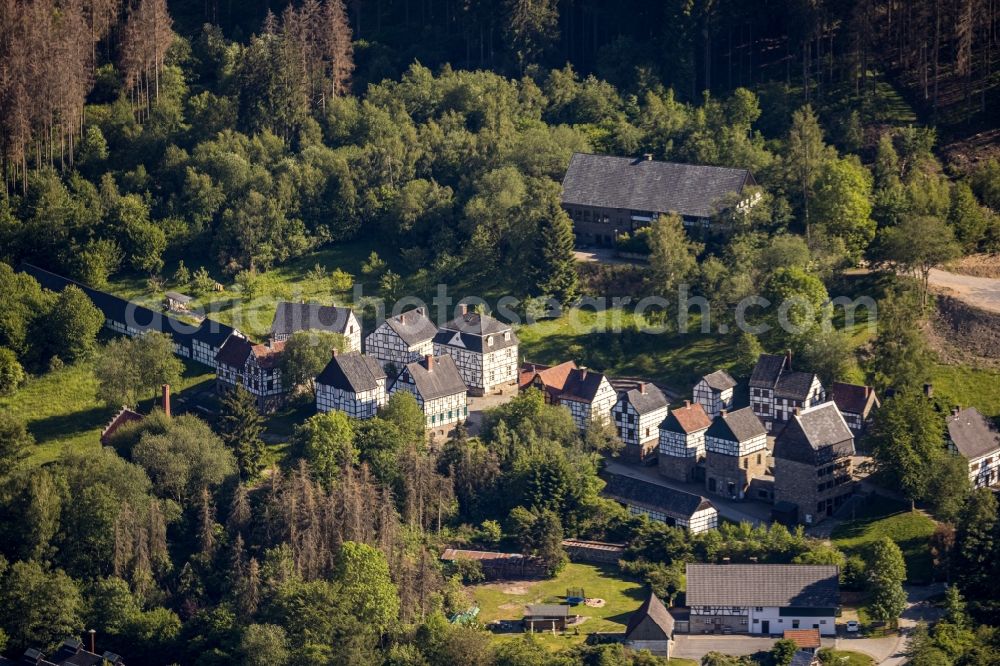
[215, 337, 287, 412]
[773, 402, 855, 525]
[685, 564, 839, 636]
[613, 383, 670, 464]
[947, 406, 1000, 488]
[658, 400, 712, 483]
[518, 361, 578, 403]
[693, 370, 737, 419]
[556, 367, 618, 431]
[390, 354, 468, 436]
[270, 301, 361, 351]
[749, 352, 824, 432]
[827, 382, 879, 435]
[703, 407, 768, 500]
[315, 351, 387, 419]
[601, 472, 718, 533]
[433, 306, 519, 395]
[364, 308, 438, 373]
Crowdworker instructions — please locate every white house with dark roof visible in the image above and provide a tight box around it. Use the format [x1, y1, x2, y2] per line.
[947, 407, 1000, 488]
[773, 402, 856, 525]
[433, 305, 519, 396]
[613, 383, 670, 464]
[601, 472, 718, 533]
[560, 152, 757, 246]
[685, 564, 839, 636]
[365, 308, 438, 373]
[749, 352, 824, 432]
[315, 351, 387, 419]
[827, 382, 879, 435]
[659, 401, 712, 483]
[270, 301, 361, 351]
[555, 367, 618, 431]
[215, 337, 287, 412]
[390, 354, 468, 435]
[704, 407, 768, 500]
[624, 591, 675, 657]
[693, 370, 737, 419]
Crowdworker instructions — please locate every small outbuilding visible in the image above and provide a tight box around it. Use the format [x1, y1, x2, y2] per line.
[624, 591, 674, 657]
[523, 604, 573, 632]
[165, 291, 194, 313]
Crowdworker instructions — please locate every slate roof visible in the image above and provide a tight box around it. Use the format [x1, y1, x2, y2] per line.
[316, 352, 386, 393]
[399, 355, 467, 400]
[271, 301, 355, 337]
[525, 604, 570, 618]
[661, 401, 712, 434]
[948, 407, 1000, 460]
[383, 309, 438, 347]
[828, 382, 879, 416]
[601, 472, 715, 519]
[559, 368, 609, 403]
[625, 591, 674, 639]
[701, 369, 737, 392]
[705, 407, 766, 442]
[774, 402, 855, 465]
[561, 153, 754, 219]
[620, 383, 669, 415]
[216, 336, 254, 368]
[435, 312, 518, 354]
[749, 353, 819, 401]
[685, 564, 839, 608]
[749, 353, 787, 388]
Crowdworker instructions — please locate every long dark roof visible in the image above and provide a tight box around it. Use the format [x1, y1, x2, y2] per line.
[559, 368, 609, 403]
[316, 352, 386, 393]
[625, 591, 674, 639]
[828, 382, 879, 416]
[620, 384, 669, 415]
[216, 336, 253, 368]
[399, 355, 467, 400]
[686, 564, 839, 608]
[271, 301, 355, 337]
[749, 353, 818, 400]
[561, 153, 754, 219]
[948, 407, 1000, 460]
[383, 309, 438, 347]
[601, 472, 714, 519]
[701, 369, 738, 391]
[435, 312, 518, 353]
[705, 407, 766, 443]
[774, 402, 854, 465]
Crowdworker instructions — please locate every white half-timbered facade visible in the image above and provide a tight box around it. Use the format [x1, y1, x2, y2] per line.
[215, 337, 287, 412]
[315, 351, 387, 419]
[947, 406, 1000, 488]
[270, 301, 361, 351]
[433, 307, 519, 395]
[693, 370, 737, 419]
[749, 353, 824, 432]
[558, 368, 617, 431]
[365, 308, 438, 374]
[390, 355, 469, 432]
[613, 383, 670, 463]
[602, 472, 718, 533]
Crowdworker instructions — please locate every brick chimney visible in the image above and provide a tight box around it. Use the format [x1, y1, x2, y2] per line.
[580, 367, 588, 380]
[162, 384, 171, 418]
[684, 399, 691, 407]
[720, 409, 727, 417]
[425, 354, 434, 371]
[640, 383, 647, 394]
[785, 349, 793, 370]
[458, 303, 468, 316]
[793, 406, 802, 416]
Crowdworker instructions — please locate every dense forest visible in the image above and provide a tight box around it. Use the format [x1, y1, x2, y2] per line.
[1, 0, 1000, 664]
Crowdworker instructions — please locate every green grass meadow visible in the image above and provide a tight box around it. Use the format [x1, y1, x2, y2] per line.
[831, 498, 938, 584]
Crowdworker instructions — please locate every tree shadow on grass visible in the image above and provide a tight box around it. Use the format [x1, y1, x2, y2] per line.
[28, 405, 109, 444]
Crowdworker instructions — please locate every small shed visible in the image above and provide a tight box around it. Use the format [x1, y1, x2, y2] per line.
[524, 604, 573, 631]
[784, 628, 821, 652]
[624, 592, 674, 657]
[165, 291, 194, 312]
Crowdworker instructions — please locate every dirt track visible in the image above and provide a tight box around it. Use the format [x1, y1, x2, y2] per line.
[928, 268, 1000, 314]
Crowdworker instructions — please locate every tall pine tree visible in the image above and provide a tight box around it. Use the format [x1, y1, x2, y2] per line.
[536, 207, 579, 306]
[217, 386, 267, 481]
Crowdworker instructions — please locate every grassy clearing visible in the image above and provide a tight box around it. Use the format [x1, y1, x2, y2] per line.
[818, 649, 876, 666]
[929, 362, 1000, 417]
[831, 498, 938, 584]
[2, 356, 215, 465]
[472, 563, 646, 649]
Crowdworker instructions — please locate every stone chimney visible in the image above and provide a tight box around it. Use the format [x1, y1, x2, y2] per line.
[580, 367, 588, 380]
[785, 349, 793, 370]
[425, 354, 434, 371]
[684, 399, 691, 408]
[331, 348, 338, 359]
[924, 383, 934, 398]
[720, 409, 727, 417]
[640, 383, 647, 394]
[415, 306, 425, 316]
[793, 406, 802, 416]
[162, 384, 171, 418]
[458, 303, 469, 316]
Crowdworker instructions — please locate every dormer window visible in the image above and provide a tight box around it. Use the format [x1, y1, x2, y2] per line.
[487, 336, 494, 346]
[504, 331, 511, 341]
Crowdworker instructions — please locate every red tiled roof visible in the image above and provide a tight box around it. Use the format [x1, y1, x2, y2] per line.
[100, 407, 143, 445]
[672, 402, 712, 433]
[783, 628, 821, 649]
[828, 382, 878, 416]
[519, 361, 578, 393]
[251, 341, 285, 369]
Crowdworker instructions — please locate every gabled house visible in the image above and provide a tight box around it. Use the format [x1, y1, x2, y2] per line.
[773, 402, 855, 525]
[518, 361, 578, 403]
[270, 301, 361, 351]
[390, 354, 468, 435]
[364, 308, 438, 373]
[827, 382, 879, 435]
[693, 370, 738, 419]
[685, 564, 839, 636]
[560, 152, 757, 245]
[749, 352, 824, 432]
[703, 407, 768, 500]
[658, 400, 712, 483]
[613, 383, 670, 464]
[601, 472, 718, 533]
[624, 591, 674, 657]
[947, 406, 1000, 488]
[215, 337, 287, 412]
[556, 367, 618, 431]
[433, 306, 519, 396]
[0, 638, 125, 666]
[315, 351, 387, 419]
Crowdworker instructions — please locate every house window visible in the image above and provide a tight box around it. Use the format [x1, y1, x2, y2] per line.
[792, 620, 800, 629]
[504, 331, 511, 341]
[487, 336, 494, 346]
[757, 453, 762, 465]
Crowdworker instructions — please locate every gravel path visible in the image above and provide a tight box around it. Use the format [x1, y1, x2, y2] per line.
[927, 268, 1000, 313]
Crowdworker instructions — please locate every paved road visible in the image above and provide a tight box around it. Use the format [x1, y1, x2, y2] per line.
[671, 635, 836, 660]
[834, 584, 945, 666]
[928, 268, 1000, 313]
[602, 459, 773, 526]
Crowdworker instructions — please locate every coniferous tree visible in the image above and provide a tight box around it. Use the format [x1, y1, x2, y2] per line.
[217, 386, 267, 481]
[536, 208, 579, 305]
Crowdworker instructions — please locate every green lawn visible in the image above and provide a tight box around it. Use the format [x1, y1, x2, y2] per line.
[818, 649, 875, 666]
[831, 498, 938, 584]
[2, 357, 215, 465]
[929, 362, 1000, 418]
[472, 563, 647, 649]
